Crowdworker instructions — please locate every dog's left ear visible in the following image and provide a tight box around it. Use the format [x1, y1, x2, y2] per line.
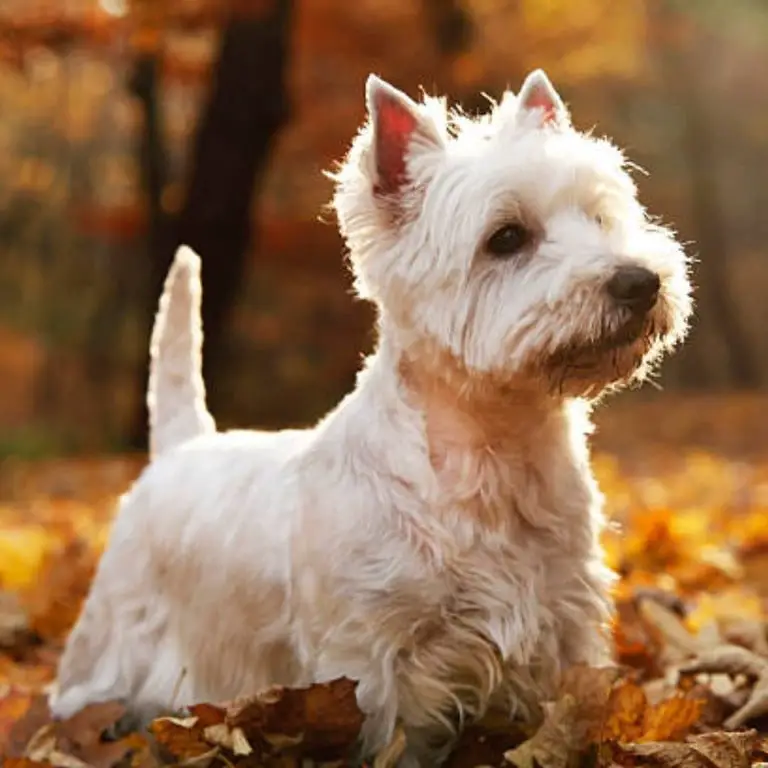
[366, 75, 444, 197]
[518, 70, 569, 127]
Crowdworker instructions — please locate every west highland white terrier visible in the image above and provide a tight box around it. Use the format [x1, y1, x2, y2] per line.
[51, 70, 692, 765]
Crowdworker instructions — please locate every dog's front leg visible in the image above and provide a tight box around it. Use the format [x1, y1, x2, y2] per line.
[552, 562, 615, 669]
[370, 632, 500, 766]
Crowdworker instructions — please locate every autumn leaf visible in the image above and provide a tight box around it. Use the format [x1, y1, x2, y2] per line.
[599, 679, 704, 743]
[503, 666, 616, 768]
[4, 759, 56, 768]
[22, 539, 98, 643]
[0, 688, 37, 753]
[503, 694, 582, 768]
[149, 715, 216, 761]
[681, 645, 768, 728]
[640, 694, 706, 742]
[3, 693, 51, 759]
[637, 597, 705, 663]
[2, 417, 768, 767]
[618, 730, 760, 768]
[225, 677, 364, 760]
[6, 699, 145, 768]
[150, 678, 364, 764]
[600, 680, 648, 743]
[0, 591, 30, 649]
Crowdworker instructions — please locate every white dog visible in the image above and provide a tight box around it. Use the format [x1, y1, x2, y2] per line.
[51, 71, 692, 765]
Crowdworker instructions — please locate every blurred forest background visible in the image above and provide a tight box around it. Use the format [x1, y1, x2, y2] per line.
[0, 0, 767, 455]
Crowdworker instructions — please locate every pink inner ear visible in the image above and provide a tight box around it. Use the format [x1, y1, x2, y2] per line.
[522, 86, 558, 124]
[373, 92, 419, 196]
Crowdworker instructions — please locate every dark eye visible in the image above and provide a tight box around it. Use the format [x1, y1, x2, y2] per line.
[486, 223, 532, 257]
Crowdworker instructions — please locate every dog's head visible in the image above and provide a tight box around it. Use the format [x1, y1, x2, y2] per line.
[331, 71, 692, 398]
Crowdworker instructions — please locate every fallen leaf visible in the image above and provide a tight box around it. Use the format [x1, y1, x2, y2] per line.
[3, 760, 55, 768]
[720, 619, 768, 658]
[149, 716, 215, 760]
[4, 693, 52, 758]
[638, 597, 704, 662]
[599, 679, 704, 744]
[22, 540, 97, 643]
[55, 700, 127, 749]
[225, 677, 364, 760]
[639, 694, 705, 742]
[681, 645, 768, 727]
[187, 702, 227, 728]
[0, 592, 30, 649]
[0, 688, 36, 753]
[601, 680, 648, 742]
[201, 722, 253, 755]
[503, 694, 581, 768]
[619, 730, 759, 768]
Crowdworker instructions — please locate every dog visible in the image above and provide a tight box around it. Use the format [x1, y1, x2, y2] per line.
[50, 70, 692, 765]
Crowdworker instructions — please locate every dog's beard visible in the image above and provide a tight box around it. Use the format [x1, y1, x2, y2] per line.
[543, 311, 667, 398]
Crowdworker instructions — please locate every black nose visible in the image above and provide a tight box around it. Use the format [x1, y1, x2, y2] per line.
[606, 266, 660, 313]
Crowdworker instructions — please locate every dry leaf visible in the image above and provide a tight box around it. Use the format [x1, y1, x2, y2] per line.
[0, 688, 37, 753]
[639, 695, 705, 742]
[560, 664, 619, 731]
[4, 693, 53, 758]
[54, 700, 137, 768]
[503, 694, 581, 768]
[12, 700, 142, 768]
[619, 730, 759, 768]
[201, 723, 253, 755]
[601, 680, 648, 742]
[720, 619, 768, 657]
[4, 760, 55, 768]
[681, 645, 768, 727]
[501, 663, 617, 768]
[500, 667, 619, 768]
[0, 592, 30, 649]
[225, 677, 364, 760]
[681, 645, 768, 679]
[149, 715, 216, 760]
[638, 598, 704, 662]
[3, 426, 768, 766]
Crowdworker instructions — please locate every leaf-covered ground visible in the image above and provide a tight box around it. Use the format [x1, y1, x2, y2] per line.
[1, 397, 768, 767]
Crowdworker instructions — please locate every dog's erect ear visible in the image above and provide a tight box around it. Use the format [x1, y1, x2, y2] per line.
[518, 69, 569, 127]
[366, 75, 443, 197]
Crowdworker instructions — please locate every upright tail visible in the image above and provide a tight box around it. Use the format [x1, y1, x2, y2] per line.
[147, 246, 215, 460]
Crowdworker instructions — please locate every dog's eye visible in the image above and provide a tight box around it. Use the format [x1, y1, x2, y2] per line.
[486, 223, 532, 257]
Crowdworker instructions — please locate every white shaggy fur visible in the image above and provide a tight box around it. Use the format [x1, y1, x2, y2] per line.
[51, 71, 692, 765]
[147, 245, 215, 459]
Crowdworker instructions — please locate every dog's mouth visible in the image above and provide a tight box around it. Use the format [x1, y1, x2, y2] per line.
[556, 313, 653, 359]
[543, 312, 666, 395]
[588, 313, 654, 354]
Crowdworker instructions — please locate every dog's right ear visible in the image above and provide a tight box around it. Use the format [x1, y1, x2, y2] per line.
[365, 75, 444, 198]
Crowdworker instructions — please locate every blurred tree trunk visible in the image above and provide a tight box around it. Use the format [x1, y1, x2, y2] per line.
[129, 52, 168, 268]
[128, 1, 294, 450]
[651, 1, 760, 388]
[421, 0, 490, 112]
[421, 0, 473, 58]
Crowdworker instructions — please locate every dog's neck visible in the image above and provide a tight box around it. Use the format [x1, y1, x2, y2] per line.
[398, 357, 548, 464]
[392, 337, 571, 462]
[347, 332, 599, 537]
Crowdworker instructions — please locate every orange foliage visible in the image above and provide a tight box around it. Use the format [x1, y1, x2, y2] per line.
[0, 402, 768, 765]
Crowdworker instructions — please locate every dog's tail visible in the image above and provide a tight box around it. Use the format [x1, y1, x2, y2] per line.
[147, 245, 215, 460]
